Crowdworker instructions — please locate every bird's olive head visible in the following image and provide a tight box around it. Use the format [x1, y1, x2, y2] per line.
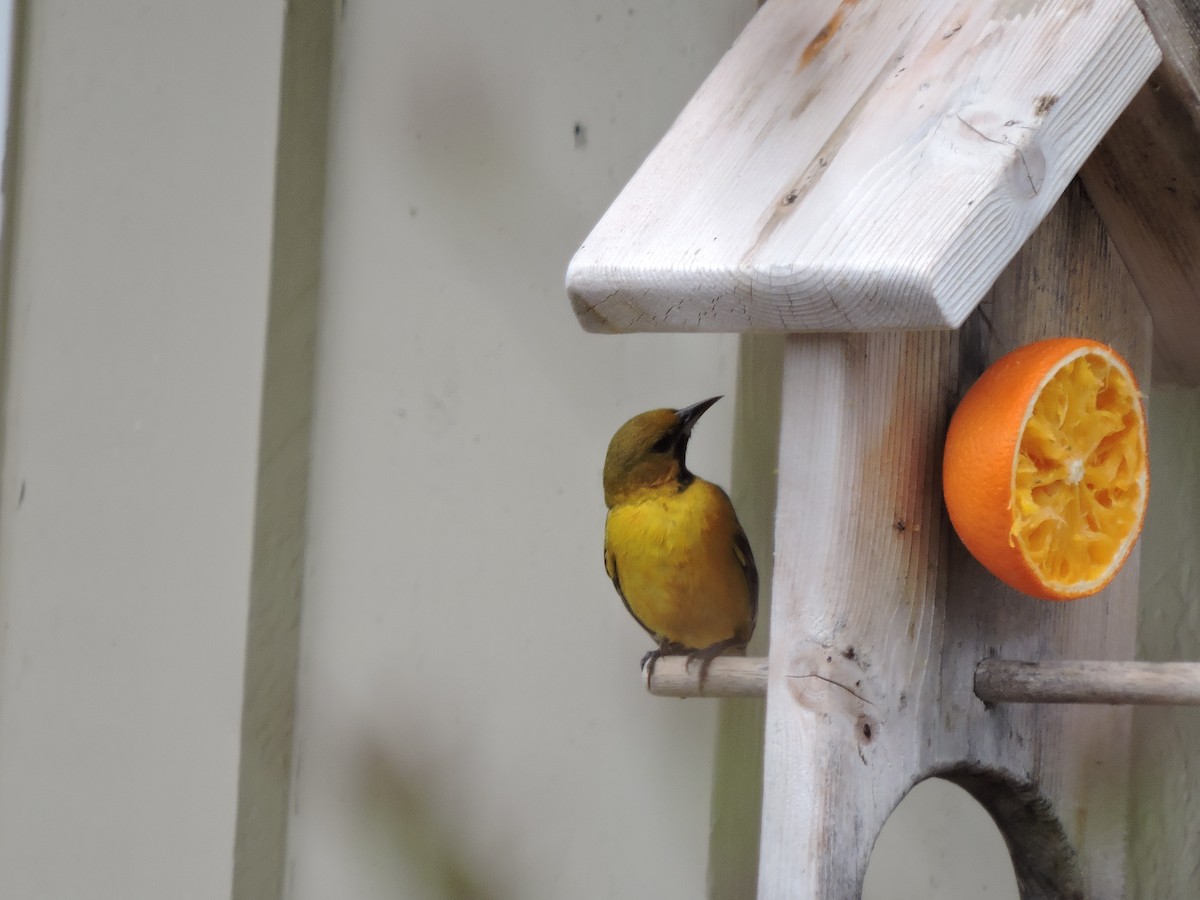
[602, 396, 720, 507]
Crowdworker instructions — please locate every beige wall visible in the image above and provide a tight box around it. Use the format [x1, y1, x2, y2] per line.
[0, 2, 1194, 899]
[1129, 387, 1200, 899]
[285, 3, 749, 898]
[0, 1, 286, 897]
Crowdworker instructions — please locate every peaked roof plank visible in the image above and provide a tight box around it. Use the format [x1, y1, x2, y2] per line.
[568, 0, 1159, 334]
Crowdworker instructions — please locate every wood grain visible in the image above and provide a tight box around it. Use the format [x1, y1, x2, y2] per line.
[567, 0, 1158, 334]
[755, 179, 1151, 900]
[757, 328, 956, 899]
[1080, 0, 1200, 386]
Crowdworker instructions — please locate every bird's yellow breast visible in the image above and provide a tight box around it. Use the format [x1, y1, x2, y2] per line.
[604, 478, 753, 650]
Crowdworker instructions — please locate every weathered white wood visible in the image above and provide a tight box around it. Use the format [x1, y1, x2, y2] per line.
[1081, 0, 1200, 386]
[567, 0, 1158, 334]
[758, 327, 954, 899]
[756, 179, 1151, 900]
[976, 660, 1200, 705]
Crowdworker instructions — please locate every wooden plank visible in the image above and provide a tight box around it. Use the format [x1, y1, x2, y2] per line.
[755, 178, 1151, 900]
[1080, 0, 1200, 386]
[567, 0, 1158, 334]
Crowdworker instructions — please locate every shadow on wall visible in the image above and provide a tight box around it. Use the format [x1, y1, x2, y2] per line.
[352, 737, 513, 900]
[382, 21, 629, 418]
[392, 42, 583, 301]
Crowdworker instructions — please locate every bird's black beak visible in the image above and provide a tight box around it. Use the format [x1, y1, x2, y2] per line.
[676, 396, 721, 434]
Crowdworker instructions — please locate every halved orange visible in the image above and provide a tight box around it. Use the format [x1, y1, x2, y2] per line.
[943, 337, 1148, 600]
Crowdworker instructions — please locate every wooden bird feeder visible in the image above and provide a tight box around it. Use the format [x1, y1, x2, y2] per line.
[567, 0, 1200, 896]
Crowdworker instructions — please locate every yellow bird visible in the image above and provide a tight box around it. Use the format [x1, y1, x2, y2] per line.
[602, 397, 757, 682]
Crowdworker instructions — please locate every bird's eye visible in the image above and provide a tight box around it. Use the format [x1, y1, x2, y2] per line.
[651, 434, 674, 454]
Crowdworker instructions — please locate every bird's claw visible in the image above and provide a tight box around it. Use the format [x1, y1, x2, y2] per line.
[641, 640, 744, 692]
[686, 639, 746, 692]
[641, 648, 663, 681]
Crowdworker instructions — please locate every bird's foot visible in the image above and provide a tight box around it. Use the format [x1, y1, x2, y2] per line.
[641, 643, 688, 682]
[684, 638, 747, 692]
[640, 648, 663, 680]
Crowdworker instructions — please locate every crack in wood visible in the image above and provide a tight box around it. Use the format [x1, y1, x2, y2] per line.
[956, 113, 1042, 196]
[787, 672, 874, 706]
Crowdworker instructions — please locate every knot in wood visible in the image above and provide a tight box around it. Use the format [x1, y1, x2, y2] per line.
[954, 108, 1047, 200]
[784, 642, 873, 723]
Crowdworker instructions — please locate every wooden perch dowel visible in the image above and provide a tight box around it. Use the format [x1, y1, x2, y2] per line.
[975, 659, 1200, 705]
[648, 656, 1200, 705]
[644, 656, 767, 698]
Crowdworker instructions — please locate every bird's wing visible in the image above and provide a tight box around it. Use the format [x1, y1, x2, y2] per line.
[604, 536, 659, 641]
[732, 522, 759, 634]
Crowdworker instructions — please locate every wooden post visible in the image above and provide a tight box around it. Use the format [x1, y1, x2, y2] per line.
[757, 328, 956, 899]
[757, 179, 1150, 900]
